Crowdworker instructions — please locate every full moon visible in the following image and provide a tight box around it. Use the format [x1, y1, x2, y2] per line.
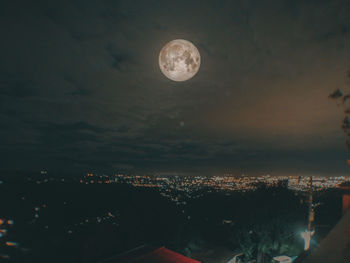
[159, 39, 200, 82]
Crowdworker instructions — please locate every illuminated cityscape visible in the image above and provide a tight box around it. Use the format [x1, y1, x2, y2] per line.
[0, 171, 350, 259]
[77, 173, 350, 202]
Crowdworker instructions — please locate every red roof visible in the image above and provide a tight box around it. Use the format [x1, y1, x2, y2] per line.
[100, 246, 201, 263]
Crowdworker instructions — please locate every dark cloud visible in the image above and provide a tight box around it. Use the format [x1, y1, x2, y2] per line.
[0, 0, 350, 175]
[105, 43, 133, 71]
[328, 89, 343, 99]
[0, 74, 38, 98]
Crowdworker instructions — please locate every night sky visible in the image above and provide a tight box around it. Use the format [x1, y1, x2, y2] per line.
[1, 0, 350, 175]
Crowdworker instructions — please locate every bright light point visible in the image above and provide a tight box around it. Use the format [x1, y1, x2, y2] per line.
[301, 229, 315, 251]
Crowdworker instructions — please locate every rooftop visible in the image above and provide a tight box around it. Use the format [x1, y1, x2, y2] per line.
[99, 246, 201, 263]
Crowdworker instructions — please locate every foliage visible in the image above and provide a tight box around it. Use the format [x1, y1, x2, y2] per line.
[228, 185, 305, 262]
